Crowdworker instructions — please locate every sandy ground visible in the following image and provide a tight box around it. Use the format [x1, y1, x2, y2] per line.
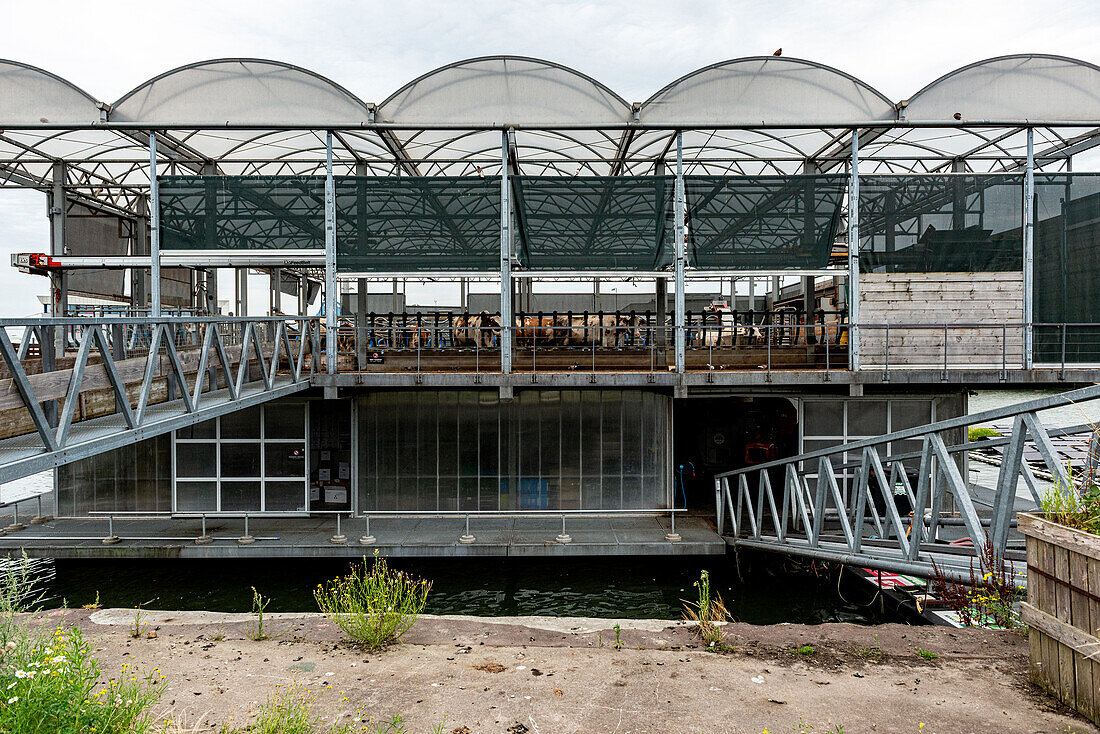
[31, 608, 1097, 734]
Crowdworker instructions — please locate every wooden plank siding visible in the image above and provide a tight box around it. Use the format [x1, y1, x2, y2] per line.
[859, 272, 1024, 368]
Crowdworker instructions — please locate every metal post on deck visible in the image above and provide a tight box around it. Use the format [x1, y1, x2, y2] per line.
[1023, 127, 1035, 370]
[196, 513, 212, 544]
[325, 132, 337, 375]
[459, 513, 475, 544]
[556, 514, 571, 544]
[674, 132, 686, 374]
[331, 513, 347, 544]
[239, 513, 255, 545]
[102, 515, 120, 545]
[848, 129, 860, 371]
[149, 133, 162, 318]
[360, 515, 375, 545]
[500, 130, 513, 374]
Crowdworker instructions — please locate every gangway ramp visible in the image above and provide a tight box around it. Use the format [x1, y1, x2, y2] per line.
[717, 384, 1100, 583]
[0, 316, 319, 484]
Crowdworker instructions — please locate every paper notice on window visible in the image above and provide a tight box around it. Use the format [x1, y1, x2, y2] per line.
[317, 468, 331, 482]
[338, 462, 350, 480]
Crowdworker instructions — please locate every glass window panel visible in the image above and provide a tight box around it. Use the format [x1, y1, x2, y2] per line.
[804, 401, 844, 437]
[220, 406, 260, 439]
[265, 443, 306, 478]
[175, 481, 217, 512]
[221, 481, 261, 511]
[220, 443, 261, 477]
[175, 443, 216, 478]
[264, 403, 305, 439]
[177, 419, 216, 440]
[265, 481, 306, 512]
[890, 401, 932, 431]
[848, 401, 888, 437]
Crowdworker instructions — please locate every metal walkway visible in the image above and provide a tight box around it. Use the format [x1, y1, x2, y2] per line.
[716, 384, 1100, 583]
[0, 316, 319, 484]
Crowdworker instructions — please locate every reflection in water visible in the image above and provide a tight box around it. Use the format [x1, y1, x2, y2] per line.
[45, 555, 894, 625]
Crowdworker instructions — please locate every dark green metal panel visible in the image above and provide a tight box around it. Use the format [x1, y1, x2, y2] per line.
[684, 175, 845, 269]
[858, 175, 1024, 273]
[336, 177, 501, 272]
[1034, 173, 1100, 362]
[160, 176, 327, 251]
[512, 176, 674, 270]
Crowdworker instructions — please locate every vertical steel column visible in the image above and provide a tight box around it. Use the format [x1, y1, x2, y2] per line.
[272, 268, 282, 314]
[49, 162, 67, 353]
[847, 130, 860, 370]
[325, 132, 337, 374]
[500, 130, 513, 374]
[674, 132, 686, 373]
[132, 198, 148, 314]
[1024, 127, 1035, 369]
[149, 133, 161, 318]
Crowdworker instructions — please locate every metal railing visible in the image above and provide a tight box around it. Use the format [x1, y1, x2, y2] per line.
[715, 383, 1100, 582]
[44, 508, 688, 546]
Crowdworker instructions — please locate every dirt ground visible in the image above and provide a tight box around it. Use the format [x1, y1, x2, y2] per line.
[34, 608, 1097, 734]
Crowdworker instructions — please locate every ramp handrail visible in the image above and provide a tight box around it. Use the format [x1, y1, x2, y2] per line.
[0, 315, 321, 484]
[715, 384, 1100, 581]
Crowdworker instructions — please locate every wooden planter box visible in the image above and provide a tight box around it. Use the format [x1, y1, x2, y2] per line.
[1019, 512, 1100, 724]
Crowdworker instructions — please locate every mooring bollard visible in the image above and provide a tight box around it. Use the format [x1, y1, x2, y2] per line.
[102, 515, 121, 545]
[556, 514, 572, 544]
[330, 513, 347, 544]
[359, 515, 375, 545]
[459, 514, 476, 544]
[195, 513, 213, 545]
[238, 513, 255, 545]
[665, 510, 682, 543]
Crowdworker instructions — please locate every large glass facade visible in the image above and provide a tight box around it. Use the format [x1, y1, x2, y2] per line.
[358, 390, 670, 511]
[57, 434, 171, 515]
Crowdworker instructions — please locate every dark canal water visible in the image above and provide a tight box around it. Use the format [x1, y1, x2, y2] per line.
[43, 553, 912, 624]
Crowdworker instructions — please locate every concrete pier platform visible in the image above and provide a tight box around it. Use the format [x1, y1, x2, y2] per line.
[0, 514, 724, 559]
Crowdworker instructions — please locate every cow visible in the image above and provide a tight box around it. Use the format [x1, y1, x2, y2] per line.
[515, 315, 556, 346]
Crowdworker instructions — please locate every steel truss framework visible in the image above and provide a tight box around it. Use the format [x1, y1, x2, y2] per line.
[0, 52, 1098, 376]
[716, 384, 1100, 582]
[1, 54, 1099, 221]
[0, 316, 319, 485]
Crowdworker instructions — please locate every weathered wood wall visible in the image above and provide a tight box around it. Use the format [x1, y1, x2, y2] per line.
[1020, 513, 1100, 725]
[859, 272, 1024, 368]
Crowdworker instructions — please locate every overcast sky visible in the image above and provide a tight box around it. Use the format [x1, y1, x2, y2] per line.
[1, 0, 1098, 316]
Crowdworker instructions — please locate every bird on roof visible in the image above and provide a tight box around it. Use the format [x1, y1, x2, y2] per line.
[773, 48, 782, 56]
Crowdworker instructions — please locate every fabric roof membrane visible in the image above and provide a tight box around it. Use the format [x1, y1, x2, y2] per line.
[378, 56, 632, 126]
[904, 55, 1100, 122]
[640, 57, 896, 126]
[0, 60, 101, 125]
[111, 59, 369, 125]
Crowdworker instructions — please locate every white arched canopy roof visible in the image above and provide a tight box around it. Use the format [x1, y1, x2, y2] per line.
[904, 55, 1100, 122]
[110, 59, 370, 125]
[378, 56, 632, 126]
[640, 57, 896, 126]
[0, 60, 101, 125]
